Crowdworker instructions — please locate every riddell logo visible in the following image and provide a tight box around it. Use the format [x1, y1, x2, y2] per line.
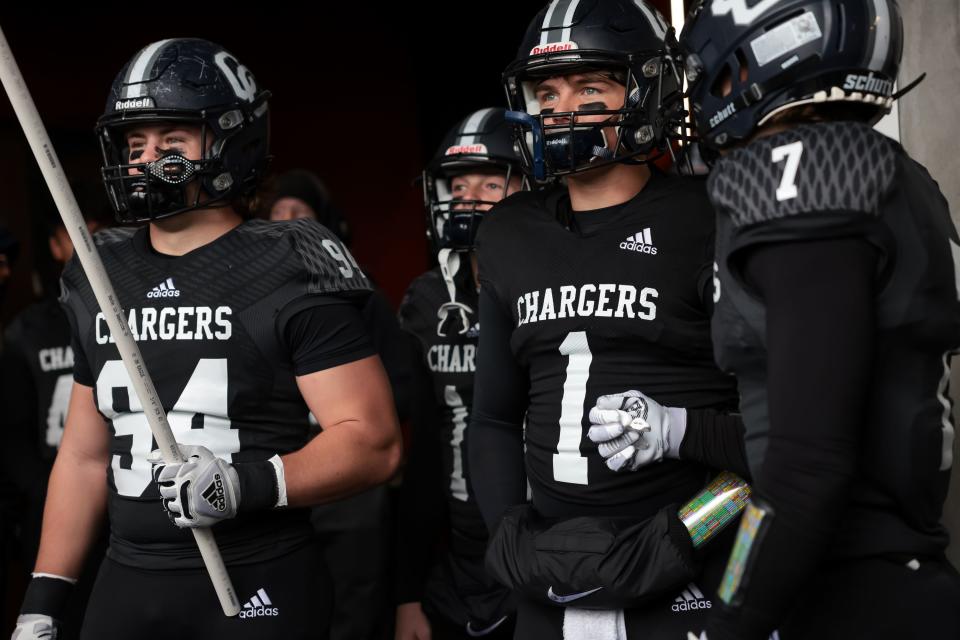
[446, 143, 488, 156]
[115, 97, 155, 110]
[530, 41, 578, 56]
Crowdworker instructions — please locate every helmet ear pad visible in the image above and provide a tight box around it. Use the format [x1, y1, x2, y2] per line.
[199, 95, 271, 201]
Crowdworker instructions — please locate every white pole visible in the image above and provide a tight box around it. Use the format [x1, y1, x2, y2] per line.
[0, 25, 241, 617]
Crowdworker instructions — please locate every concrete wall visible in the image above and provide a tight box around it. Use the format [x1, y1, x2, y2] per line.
[897, 0, 960, 568]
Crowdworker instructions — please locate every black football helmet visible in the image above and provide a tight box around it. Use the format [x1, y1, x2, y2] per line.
[681, 0, 903, 149]
[96, 38, 271, 223]
[503, 0, 684, 181]
[423, 107, 524, 252]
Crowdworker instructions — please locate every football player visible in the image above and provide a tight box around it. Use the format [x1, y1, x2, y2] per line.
[2, 207, 106, 639]
[681, 0, 960, 637]
[266, 170, 413, 640]
[11, 38, 401, 640]
[469, 1, 749, 638]
[395, 107, 524, 640]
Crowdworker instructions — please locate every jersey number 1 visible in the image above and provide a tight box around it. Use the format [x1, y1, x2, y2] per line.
[555, 331, 591, 485]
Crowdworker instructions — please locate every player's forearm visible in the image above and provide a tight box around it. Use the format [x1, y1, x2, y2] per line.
[679, 410, 750, 478]
[709, 238, 875, 639]
[471, 286, 530, 531]
[468, 416, 526, 532]
[281, 416, 402, 507]
[33, 449, 107, 578]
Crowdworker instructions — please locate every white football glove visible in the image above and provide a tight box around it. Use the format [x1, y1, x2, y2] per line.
[11, 614, 58, 640]
[587, 390, 686, 472]
[148, 445, 241, 528]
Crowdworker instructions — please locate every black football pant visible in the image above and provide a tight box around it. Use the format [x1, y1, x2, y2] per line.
[777, 554, 960, 639]
[79, 541, 331, 639]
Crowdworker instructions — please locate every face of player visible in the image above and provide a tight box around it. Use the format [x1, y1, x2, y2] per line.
[269, 197, 317, 221]
[450, 171, 522, 210]
[533, 72, 626, 150]
[49, 220, 102, 265]
[124, 123, 208, 204]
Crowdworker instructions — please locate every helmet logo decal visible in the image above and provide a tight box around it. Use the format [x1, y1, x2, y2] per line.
[530, 41, 579, 56]
[710, 102, 738, 129]
[749, 11, 822, 67]
[446, 143, 488, 156]
[711, 0, 785, 26]
[842, 73, 894, 97]
[115, 97, 156, 110]
[631, 0, 668, 38]
[214, 51, 258, 103]
[121, 39, 174, 99]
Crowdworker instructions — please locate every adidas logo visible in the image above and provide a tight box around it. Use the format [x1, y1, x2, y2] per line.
[466, 322, 480, 339]
[147, 277, 180, 299]
[201, 474, 227, 512]
[620, 228, 658, 255]
[672, 583, 712, 613]
[239, 588, 279, 619]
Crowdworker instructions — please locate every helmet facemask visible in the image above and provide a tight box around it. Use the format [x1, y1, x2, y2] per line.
[423, 161, 521, 253]
[505, 49, 685, 181]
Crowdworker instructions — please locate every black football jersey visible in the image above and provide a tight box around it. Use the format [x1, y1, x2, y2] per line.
[399, 266, 513, 624]
[60, 218, 371, 568]
[709, 122, 960, 557]
[477, 172, 739, 519]
[4, 297, 75, 461]
[399, 266, 482, 537]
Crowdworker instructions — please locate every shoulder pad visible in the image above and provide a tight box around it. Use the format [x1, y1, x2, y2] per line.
[244, 219, 371, 296]
[399, 269, 446, 335]
[92, 226, 137, 246]
[708, 122, 897, 228]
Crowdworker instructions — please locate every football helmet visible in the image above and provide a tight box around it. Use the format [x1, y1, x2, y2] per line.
[96, 38, 271, 223]
[423, 107, 524, 253]
[681, 0, 903, 149]
[503, 0, 684, 180]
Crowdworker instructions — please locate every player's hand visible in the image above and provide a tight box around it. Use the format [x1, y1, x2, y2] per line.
[687, 633, 707, 640]
[587, 390, 685, 472]
[395, 602, 432, 640]
[11, 614, 58, 640]
[148, 444, 241, 528]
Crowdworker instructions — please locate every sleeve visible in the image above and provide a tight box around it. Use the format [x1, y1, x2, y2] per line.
[287, 218, 373, 297]
[468, 286, 529, 533]
[57, 264, 95, 387]
[707, 237, 877, 640]
[361, 289, 414, 422]
[708, 124, 896, 269]
[394, 335, 446, 604]
[281, 297, 377, 376]
[679, 410, 750, 479]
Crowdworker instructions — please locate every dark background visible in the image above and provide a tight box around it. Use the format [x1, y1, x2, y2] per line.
[0, 1, 674, 317]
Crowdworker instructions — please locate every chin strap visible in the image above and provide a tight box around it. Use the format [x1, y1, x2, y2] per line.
[436, 248, 474, 337]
